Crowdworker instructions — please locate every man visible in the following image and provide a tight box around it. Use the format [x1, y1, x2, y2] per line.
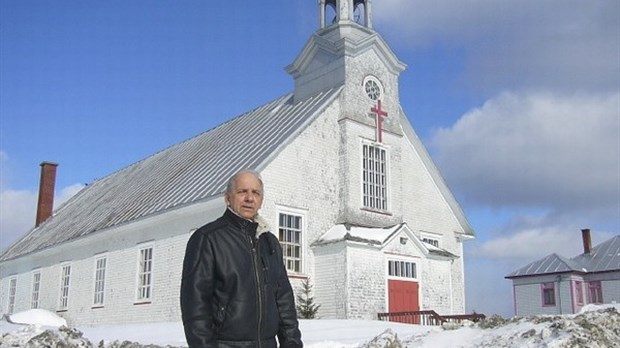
[181, 170, 303, 348]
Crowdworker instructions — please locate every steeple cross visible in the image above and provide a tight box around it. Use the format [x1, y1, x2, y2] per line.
[370, 99, 388, 143]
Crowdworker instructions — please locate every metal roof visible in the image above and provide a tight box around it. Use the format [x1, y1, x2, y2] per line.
[1, 88, 342, 262]
[506, 235, 620, 278]
[571, 235, 620, 273]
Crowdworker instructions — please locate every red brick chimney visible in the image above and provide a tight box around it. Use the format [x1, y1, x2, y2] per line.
[35, 161, 58, 227]
[581, 228, 592, 255]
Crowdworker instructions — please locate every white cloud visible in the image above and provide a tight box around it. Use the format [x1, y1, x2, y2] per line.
[474, 227, 585, 260]
[0, 152, 85, 252]
[465, 209, 618, 261]
[0, 188, 37, 251]
[0, 184, 84, 252]
[431, 91, 620, 215]
[56, 184, 85, 207]
[375, 0, 619, 93]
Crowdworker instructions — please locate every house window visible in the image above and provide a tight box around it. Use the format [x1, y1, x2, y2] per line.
[422, 237, 439, 248]
[362, 143, 388, 211]
[31, 271, 41, 309]
[137, 247, 153, 301]
[278, 212, 303, 273]
[542, 282, 555, 306]
[8, 278, 17, 314]
[388, 260, 417, 279]
[93, 256, 107, 306]
[588, 281, 603, 304]
[575, 281, 584, 305]
[59, 264, 71, 310]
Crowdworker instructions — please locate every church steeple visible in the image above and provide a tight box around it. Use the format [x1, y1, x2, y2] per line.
[286, 0, 404, 103]
[319, 0, 373, 29]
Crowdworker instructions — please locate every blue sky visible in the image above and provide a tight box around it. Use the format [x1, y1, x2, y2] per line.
[1, 0, 618, 317]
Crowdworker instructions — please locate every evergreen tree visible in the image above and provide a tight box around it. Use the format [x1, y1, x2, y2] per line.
[296, 278, 321, 319]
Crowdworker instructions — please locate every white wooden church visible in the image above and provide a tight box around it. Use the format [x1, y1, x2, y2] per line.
[0, 0, 475, 327]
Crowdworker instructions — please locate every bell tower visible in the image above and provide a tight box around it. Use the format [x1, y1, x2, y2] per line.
[287, 0, 407, 226]
[287, 0, 405, 127]
[319, 0, 373, 29]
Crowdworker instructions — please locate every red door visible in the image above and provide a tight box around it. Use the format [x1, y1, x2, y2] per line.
[388, 279, 419, 323]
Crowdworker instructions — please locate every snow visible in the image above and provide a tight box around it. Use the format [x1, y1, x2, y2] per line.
[4, 309, 66, 327]
[1, 304, 619, 347]
[318, 224, 401, 244]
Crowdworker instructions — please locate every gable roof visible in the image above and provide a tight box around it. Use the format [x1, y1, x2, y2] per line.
[314, 223, 458, 259]
[571, 235, 620, 272]
[1, 88, 342, 262]
[506, 235, 620, 278]
[398, 105, 475, 237]
[506, 253, 581, 278]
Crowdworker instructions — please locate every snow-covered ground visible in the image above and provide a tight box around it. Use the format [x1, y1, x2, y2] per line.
[1, 304, 619, 347]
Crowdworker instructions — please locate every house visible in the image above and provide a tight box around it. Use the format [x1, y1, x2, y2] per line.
[0, 0, 475, 327]
[506, 229, 620, 316]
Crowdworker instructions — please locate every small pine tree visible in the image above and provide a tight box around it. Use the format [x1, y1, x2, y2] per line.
[296, 278, 321, 319]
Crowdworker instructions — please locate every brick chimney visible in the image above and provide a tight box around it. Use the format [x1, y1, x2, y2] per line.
[35, 161, 58, 227]
[581, 228, 592, 255]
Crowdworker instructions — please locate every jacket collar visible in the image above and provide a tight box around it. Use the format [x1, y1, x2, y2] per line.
[224, 208, 271, 238]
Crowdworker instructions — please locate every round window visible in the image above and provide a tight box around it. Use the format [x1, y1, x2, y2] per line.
[363, 77, 382, 100]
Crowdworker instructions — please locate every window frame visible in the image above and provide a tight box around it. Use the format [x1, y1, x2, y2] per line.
[7, 277, 17, 314]
[541, 282, 556, 306]
[93, 254, 107, 307]
[31, 270, 41, 309]
[58, 263, 71, 310]
[362, 75, 383, 101]
[136, 246, 154, 303]
[276, 206, 306, 275]
[587, 281, 603, 304]
[387, 258, 418, 281]
[361, 140, 390, 213]
[574, 280, 584, 305]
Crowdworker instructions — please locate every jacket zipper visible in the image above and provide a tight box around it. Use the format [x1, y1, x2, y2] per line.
[246, 231, 263, 348]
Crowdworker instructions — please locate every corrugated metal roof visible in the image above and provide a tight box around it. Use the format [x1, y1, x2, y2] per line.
[571, 235, 620, 273]
[506, 253, 580, 278]
[506, 235, 620, 278]
[1, 88, 342, 262]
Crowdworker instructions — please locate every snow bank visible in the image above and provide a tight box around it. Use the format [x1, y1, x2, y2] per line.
[1, 305, 619, 347]
[6, 308, 67, 327]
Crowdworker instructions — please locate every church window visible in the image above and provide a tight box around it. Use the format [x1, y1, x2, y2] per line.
[278, 210, 304, 274]
[8, 277, 17, 314]
[388, 260, 417, 280]
[588, 281, 603, 304]
[542, 282, 555, 306]
[137, 247, 153, 302]
[59, 264, 71, 310]
[31, 271, 41, 309]
[93, 256, 107, 306]
[422, 237, 439, 248]
[363, 76, 382, 101]
[362, 143, 388, 211]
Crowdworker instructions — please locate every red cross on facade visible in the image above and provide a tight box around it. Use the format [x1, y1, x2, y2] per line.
[370, 99, 388, 143]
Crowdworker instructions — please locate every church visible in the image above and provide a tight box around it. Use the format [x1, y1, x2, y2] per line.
[0, 0, 475, 327]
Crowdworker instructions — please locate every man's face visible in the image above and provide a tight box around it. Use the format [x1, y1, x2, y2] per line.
[225, 172, 264, 220]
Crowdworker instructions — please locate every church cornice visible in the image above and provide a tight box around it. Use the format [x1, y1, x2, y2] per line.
[286, 22, 406, 78]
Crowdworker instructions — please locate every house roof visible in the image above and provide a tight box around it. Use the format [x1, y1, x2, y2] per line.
[506, 235, 620, 278]
[571, 235, 620, 272]
[0, 88, 341, 262]
[398, 105, 474, 237]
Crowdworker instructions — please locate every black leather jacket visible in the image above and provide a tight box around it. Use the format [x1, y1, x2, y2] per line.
[180, 209, 303, 348]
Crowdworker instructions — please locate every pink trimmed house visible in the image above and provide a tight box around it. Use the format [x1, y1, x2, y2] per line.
[506, 229, 620, 316]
